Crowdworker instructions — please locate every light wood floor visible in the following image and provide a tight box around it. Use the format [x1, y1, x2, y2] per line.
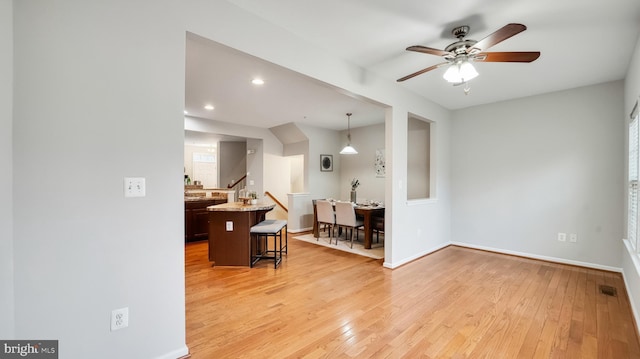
[185, 238, 640, 358]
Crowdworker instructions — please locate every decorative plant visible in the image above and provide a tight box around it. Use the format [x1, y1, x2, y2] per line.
[250, 190, 257, 199]
[351, 178, 360, 191]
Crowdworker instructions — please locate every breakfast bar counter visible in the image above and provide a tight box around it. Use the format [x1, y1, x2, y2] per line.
[207, 202, 276, 266]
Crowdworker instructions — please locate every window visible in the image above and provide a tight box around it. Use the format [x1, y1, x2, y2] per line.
[629, 101, 639, 250]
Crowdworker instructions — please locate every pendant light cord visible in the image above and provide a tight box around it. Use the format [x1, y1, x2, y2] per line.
[346, 112, 352, 143]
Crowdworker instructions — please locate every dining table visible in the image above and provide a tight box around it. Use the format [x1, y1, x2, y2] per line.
[312, 200, 384, 249]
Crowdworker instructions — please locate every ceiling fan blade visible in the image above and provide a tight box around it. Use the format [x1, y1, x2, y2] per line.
[397, 62, 449, 82]
[406, 45, 450, 57]
[474, 51, 540, 63]
[470, 23, 527, 52]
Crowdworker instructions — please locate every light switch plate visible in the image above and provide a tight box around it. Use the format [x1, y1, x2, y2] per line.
[124, 177, 146, 197]
[226, 221, 233, 231]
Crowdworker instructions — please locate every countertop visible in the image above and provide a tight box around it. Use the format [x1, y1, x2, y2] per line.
[207, 202, 276, 212]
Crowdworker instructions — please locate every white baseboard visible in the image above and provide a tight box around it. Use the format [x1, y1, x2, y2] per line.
[383, 242, 450, 269]
[287, 227, 312, 234]
[450, 241, 622, 272]
[621, 239, 640, 334]
[621, 270, 640, 336]
[383, 240, 623, 273]
[154, 346, 189, 359]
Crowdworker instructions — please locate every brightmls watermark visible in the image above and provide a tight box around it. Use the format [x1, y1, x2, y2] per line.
[0, 341, 57, 358]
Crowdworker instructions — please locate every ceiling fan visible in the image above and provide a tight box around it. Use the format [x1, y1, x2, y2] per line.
[397, 23, 540, 85]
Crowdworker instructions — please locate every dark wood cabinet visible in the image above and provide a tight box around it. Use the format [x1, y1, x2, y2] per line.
[185, 199, 227, 242]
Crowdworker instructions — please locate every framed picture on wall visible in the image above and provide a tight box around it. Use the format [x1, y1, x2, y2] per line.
[375, 148, 385, 177]
[320, 154, 333, 172]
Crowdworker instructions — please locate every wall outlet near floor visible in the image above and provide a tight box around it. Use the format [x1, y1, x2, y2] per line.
[569, 233, 577, 243]
[111, 307, 129, 331]
[226, 221, 233, 231]
[558, 232, 567, 242]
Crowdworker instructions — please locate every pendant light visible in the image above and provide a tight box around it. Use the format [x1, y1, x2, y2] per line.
[340, 113, 358, 155]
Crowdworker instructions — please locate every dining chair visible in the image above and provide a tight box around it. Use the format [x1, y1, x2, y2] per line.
[373, 215, 384, 243]
[334, 201, 364, 248]
[316, 200, 336, 244]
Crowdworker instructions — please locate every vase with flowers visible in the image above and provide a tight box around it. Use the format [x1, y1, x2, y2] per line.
[350, 178, 360, 203]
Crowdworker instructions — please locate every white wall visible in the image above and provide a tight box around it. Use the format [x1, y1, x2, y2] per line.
[340, 123, 386, 202]
[13, 1, 187, 358]
[264, 153, 290, 220]
[622, 34, 640, 331]
[289, 155, 305, 193]
[452, 81, 624, 268]
[384, 106, 452, 267]
[0, 0, 14, 339]
[284, 140, 309, 193]
[296, 123, 344, 200]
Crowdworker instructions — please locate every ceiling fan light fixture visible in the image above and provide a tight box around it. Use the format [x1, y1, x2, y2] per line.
[340, 112, 358, 155]
[398, 24, 539, 83]
[442, 64, 460, 83]
[459, 61, 478, 81]
[443, 60, 478, 83]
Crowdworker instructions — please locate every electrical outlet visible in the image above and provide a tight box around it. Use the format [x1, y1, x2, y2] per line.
[226, 221, 233, 231]
[111, 307, 129, 331]
[124, 177, 145, 197]
[569, 233, 577, 243]
[558, 232, 566, 242]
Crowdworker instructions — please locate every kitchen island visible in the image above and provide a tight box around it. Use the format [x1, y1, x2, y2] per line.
[207, 202, 276, 266]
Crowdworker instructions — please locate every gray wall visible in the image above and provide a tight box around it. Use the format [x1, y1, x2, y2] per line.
[219, 141, 247, 189]
[452, 81, 624, 268]
[0, 0, 14, 339]
[407, 117, 431, 200]
[246, 138, 264, 196]
[13, 1, 187, 358]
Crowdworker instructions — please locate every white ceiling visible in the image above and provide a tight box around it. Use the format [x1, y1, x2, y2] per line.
[185, 0, 640, 131]
[185, 33, 387, 131]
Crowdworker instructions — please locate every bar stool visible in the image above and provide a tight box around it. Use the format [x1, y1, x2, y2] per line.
[250, 219, 287, 268]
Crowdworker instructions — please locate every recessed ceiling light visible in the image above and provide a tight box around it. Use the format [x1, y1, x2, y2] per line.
[251, 78, 264, 85]
[204, 104, 214, 110]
